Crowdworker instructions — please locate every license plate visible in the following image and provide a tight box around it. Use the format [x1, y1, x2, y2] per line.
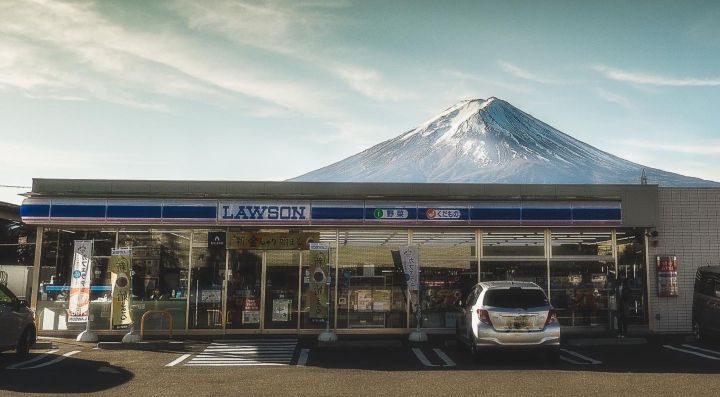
[512, 316, 530, 329]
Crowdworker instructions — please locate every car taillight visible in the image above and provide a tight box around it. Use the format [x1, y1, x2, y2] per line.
[545, 308, 557, 325]
[476, 309, 492, 325]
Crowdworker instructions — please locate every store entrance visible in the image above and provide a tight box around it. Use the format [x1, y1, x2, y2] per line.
[225, 250, 302, 332]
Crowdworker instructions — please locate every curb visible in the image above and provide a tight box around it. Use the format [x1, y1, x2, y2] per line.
[96, 341, 190, 351]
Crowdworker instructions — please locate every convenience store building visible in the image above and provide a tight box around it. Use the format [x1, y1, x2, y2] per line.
[19, 179, 718, 336]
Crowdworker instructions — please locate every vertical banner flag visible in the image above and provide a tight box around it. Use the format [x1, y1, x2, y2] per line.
[68, 240, 94, 323]
[656, 256, 679, 297]
[308, 243, 330, 320]
[110, 248, 133, 330]
[400, 246, 420, 313]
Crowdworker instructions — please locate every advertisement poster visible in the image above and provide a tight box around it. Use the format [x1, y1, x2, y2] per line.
[201, 289, 222, 303]
[399, 246, 420, 313]
[372, 289, 391, 312]
[307, 244, 330, 320]
[110, 248, 133, 330]
[355, 290, 373, 312]
[242, 295, 260, 324]
[272, 299, 292, 322]
[228, 232, 320, 250]
[68, 240, 94, 323]
[656, 256, 679, 297]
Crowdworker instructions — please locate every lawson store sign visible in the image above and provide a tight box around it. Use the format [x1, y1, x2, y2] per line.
[20, 199, 622, 226]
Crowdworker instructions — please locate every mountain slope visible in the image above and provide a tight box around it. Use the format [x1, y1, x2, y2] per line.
[291, 97, 718, 186]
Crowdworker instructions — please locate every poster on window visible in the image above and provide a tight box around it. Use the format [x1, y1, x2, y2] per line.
[307, 245, 330, 320]
[68, 240, 94, 323]
[656, 256, 679, 297]
[110, 248, 133, 330]
[272, 299, 292, 322]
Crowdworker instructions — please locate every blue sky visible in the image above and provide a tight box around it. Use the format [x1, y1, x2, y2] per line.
[1, 0, 720, 203]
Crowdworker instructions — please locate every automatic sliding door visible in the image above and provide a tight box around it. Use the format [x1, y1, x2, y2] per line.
[263, 251, 300, 329]
[226, 250, 262, 329]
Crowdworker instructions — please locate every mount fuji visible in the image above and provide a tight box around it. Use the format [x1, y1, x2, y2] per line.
[291, 97, 718, 186]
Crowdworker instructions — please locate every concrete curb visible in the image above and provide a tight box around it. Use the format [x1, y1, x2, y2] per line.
[96, 341, 190, 351]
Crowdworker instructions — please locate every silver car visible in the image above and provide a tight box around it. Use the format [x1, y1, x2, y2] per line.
[0, 284, 36, 357]
[456, 281, 560, 361]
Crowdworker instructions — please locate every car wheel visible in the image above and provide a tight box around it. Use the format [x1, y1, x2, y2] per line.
[16, 327, 34, 358]
[693, 322, 704, 343]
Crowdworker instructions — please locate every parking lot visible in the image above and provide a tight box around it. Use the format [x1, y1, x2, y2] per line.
[2, 337, 720, 396]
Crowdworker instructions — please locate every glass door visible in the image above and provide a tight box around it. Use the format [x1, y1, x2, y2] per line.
[226, 250, 262, 330]
[263, 251, 300, 330]
[188, 231, 226, 329]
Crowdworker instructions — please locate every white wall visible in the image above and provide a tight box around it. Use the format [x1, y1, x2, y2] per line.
[649, 188, 720, 333]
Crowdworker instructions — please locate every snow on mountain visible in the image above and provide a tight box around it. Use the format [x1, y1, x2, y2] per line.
[291, 97, 719, 186]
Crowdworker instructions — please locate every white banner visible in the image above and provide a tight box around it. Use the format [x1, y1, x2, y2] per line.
[399, 246, 419, 292]
[68, 240, 94, 323]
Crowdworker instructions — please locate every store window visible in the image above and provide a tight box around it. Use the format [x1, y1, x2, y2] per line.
[337, 230, 408, 329]
[118, 230, 189, 331]
[481, 260, 549, 293]
[551, 230, 613, 257]
[482, 230, 545, 257]
[264, 250, 300, 329]
[36, 228, 115, 331]
[300, 230, 336, 329]
[226, 249, 262, 329]
[616, 229, 648, 325]
[188, 230, 226, 329]
[413, 231, 477, 329]
[549, 260, 614, 327]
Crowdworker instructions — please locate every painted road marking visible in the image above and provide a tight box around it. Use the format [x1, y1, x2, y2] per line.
[433, 348, 456, 367]
[664, 345, 720, 361]
[22, 350, 81, 369]
[559, 356, 587, 365]
[6, 349, 59, 370]
[412, 348, 438, 367]
[682, 344, 720, 356]
[560, 348, 602, 365]
[185, 339, 297, 367]
[297, 349, 310, 366]
[166, 353, 193, 367]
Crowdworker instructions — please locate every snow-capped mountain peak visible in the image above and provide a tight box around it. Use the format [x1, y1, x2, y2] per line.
[291, 97, 719, 186]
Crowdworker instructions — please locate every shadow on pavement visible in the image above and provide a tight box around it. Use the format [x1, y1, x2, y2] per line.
[0, 353, 133, 394]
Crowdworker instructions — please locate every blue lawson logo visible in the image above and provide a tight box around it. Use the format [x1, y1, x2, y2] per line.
[221, 205, 308, 220]
[72, 270, 81, 279]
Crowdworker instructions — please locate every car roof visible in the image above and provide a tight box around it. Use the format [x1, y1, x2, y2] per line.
[476, 281, 543, 290]
[698, 266, 720, 276]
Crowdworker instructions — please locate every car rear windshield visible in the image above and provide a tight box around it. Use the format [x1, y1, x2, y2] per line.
[483, 288, 548, 308]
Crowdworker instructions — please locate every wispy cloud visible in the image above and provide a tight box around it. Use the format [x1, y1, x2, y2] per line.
[621, 138, 720, 155]
[593, 65, 720, 87]
[0, 0, 346, 116]
[592, 87, 634, 110]
[166, 0, 414, 103]
[497, 60, 566, 85]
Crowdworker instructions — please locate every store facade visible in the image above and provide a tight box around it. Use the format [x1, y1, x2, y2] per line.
[20, 180, 658, 336]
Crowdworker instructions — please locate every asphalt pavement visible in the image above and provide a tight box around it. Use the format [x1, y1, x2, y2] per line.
[1, 336, 720, 396]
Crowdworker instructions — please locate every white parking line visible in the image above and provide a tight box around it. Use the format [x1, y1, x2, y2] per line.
[297, 349, 310, 366]
[559, 356, 587, 365]
[664, 345, 720, 361]
[682, 344, 720, 356]
[22, 350, 81, 369]
[166, 353, 193, 367]
[433, 348, 456, 367]
[411, 348, 438, 367]
[6, 349, 59, 370]
[560, 348, 602, 365]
